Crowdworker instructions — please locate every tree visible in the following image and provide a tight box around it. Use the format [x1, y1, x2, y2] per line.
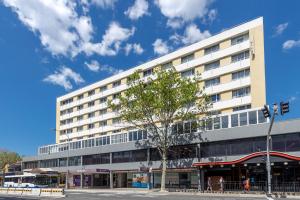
[109, 69, 210, 191]
[0, 151, 21, 186]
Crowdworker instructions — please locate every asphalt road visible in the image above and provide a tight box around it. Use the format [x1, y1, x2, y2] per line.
[0, 191, 299, 200]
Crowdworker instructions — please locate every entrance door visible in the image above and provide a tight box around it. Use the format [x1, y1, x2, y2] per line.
[93, 174, 109, 188]
[113, 173, 128, 188]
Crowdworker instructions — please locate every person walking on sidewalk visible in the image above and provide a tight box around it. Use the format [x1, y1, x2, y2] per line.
[207, 177, 213, 192]
[243, 178, 250, 192]
[219, 177, 224, 193]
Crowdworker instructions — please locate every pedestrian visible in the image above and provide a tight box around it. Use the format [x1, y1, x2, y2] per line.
[219, 177, 224, 192]
[207, 177, 212, 192]
[244, 178, 250, 192]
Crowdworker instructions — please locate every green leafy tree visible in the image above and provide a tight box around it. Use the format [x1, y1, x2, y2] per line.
[110, 69, 210, 191]
[0, 151, 21, 186]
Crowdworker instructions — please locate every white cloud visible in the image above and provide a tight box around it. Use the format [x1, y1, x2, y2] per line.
[125, 0, 149, 20]
[153, 39, 170, 55]
[274, 22, 289, 36]
[84, 60, 123, 74]
[124, 43, 144, 55]
[2, 0, 95, 57]
[170, 24, 211, 45]
[83, 22, 135, 56]
[81, 0, 117, 9]
[43, 66, 84, 90]
[207, 9, 217, 23]
[282, 39, 300, 50]
[155, 0, 213, 28]
[182, 24, 211, 44]
[3, 0, 134, 58]
[84, 60, 100, 72]
[100, 65, 123, 75]
[166, 19, 184, 29]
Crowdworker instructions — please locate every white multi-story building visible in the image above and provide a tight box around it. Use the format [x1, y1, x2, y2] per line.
[55, 17, 265, 144]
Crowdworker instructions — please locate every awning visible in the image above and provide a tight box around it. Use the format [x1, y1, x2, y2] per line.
[192, 151, 300, 167]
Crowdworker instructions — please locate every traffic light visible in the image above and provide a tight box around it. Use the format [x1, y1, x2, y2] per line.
[280, 101, 289, 115]
[261, 105, 271, 118]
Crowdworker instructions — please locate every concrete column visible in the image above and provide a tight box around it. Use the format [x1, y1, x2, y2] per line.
[80, 173, 83, 189]
[110, 171, 113, 189]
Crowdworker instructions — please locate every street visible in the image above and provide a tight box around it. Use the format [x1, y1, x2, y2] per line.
[0, 191, 300, 200]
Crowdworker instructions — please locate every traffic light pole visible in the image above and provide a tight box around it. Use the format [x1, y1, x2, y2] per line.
[266, 112, 275, 196]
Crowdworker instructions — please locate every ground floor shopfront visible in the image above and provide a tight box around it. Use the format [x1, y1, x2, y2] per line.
[63, 151, 300, 192]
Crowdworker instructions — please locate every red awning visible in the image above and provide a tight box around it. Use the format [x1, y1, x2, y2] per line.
[192, 151, 300, 167]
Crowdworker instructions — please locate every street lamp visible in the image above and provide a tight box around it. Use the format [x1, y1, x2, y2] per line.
[51, 128, 70, 190]
[261, 101, 289, 196]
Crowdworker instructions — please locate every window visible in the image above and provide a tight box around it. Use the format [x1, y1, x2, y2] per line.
[77, 126, 83, 132]
[111, 133, 127, 144]
[77, 115, 83, 121]
[248, 111, 257, 124]
[113, 93, 121, 99]
[88, 90, 95, 96]
[204, 60, 220, 71]
[100, 97, 107, 103]
[88, 123, 94, 129]
[162, 62, 173, 70]
[205, 119, 213, 130]
[233, 104, 251, 111]
[128, 130, 147, 141]
[99, 109, 107, 115]
[210, 94, 220, 103]
[205, 77, 220, 87]
[66, 108, 73, 114]
[181, 69, 195, 78]
[88, 112, 95, 118]
[239, 112, 248, 126]
[99, 120, 107, 127]
[60, 120, 66, 125]
[231, 114, 239, 127]
[100, 85, 107, 92]
[231, 51, 250, 63]
[204, 44, 219, 55]
[113, 80, 121, 88]
[221, 116, 228, 128]
[66, 118, 73, 124]
[88, 101, 95, 107]
[61, 98, 73, 106]
[181, 53, 194, 64]
[77, 105, 83, 110]
[231, 33, 249, 45]
[143, 68, 153, 77]
[77, 94, 84, 100]
[82, 139, 94, 148]
[112, 118, 121, 124]
[232, 69, 250, 80]
[258, 110, 267, 123]
[232, 87, 250, 98]
[213, 117, 221, 129]
[95, 136, 110, 146]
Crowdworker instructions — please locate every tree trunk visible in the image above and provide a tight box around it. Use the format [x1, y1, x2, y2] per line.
[1, 169, 4, 187]
[160, 152, 167, 192]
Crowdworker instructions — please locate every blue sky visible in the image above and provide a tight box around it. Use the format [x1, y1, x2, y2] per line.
[0, 0, 300, 156]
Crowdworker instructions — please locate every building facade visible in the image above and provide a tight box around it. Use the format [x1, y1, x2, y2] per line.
[22, 17, 300, 191]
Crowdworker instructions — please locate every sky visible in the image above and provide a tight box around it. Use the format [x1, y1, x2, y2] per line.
[0, 0, 300, 156]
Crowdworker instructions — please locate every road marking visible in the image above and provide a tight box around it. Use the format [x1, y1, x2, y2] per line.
[266, 196, 274, 200]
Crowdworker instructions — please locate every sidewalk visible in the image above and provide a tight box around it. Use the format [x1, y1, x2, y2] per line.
[66, 188, 300, 199]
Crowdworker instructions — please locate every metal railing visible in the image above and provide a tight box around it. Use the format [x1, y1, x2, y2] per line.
[166, 181, 300, 193]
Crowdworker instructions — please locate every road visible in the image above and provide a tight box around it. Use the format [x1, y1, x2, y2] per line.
[0, 191, 299, 200]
